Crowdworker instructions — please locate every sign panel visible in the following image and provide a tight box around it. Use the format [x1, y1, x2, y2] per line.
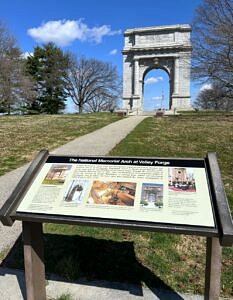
[17, 156, 215, 228]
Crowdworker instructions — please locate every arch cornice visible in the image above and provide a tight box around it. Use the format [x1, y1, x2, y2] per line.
[122, 45, 192, 54]
[133, 54, 180, 60]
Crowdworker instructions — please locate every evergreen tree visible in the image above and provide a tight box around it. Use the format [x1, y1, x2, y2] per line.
[26, 43, 69, 114]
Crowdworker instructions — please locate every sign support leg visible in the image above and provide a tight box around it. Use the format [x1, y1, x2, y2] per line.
[22, 221, 46, 300]
[204, 237, 222, 300]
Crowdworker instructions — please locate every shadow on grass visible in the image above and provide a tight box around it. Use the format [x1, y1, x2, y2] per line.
[1, 233, 184, 300]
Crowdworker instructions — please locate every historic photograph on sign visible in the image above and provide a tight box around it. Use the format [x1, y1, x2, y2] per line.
[168, 168, 196, 192]
[140, 183, 163, 208]
[87, 181, 136, 206]
[42, 164, 72, 185]
[63, 180, 89, 204]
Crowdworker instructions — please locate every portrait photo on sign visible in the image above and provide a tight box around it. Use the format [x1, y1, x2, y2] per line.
[63, 180, 89, 204]
[42, 164, 72, 185]
[168, 167, 196, 192]
[87, 181, 136, 206]
[140, 183, 163, 208]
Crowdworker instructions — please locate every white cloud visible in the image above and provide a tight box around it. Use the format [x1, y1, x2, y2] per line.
[27, 19, 121, 46]
[21, 51, 33, 59]
[89, 25, 121, 43]
[200, 83, 212, 91]
[151, 96, 163, 101]
[109, 49, 118, 55]
[145, 76, 163, 85]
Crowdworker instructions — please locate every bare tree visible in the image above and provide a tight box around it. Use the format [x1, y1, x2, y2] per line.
[84, 91, 120, 112]
[0, 21, 35, 114]
[194, 82, 233, 110]
[66, 55, 121, 113]
[192, 0, 233, 90]
[0, 20, 16, 57]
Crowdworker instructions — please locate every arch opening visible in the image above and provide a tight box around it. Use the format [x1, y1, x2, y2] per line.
[143, 69, 170, 112]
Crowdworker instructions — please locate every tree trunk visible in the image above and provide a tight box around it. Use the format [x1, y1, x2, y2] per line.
[79, 103, 83, 113]
[7, 103, 11, 115]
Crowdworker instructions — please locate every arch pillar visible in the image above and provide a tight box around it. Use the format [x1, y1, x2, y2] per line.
[173, 57, 179, 94]
[134, 58, 139, 95]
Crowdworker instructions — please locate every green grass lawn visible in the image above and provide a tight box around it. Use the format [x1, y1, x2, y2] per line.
[0, 112, 121, 176]
[1, 112, 233, 297]
[110, 114, 233, 213]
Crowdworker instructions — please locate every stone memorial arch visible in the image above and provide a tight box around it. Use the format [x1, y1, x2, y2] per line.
[122, 24, 192, 114]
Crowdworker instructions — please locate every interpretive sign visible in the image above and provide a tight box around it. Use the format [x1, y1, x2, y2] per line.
[17, 155, 215, 228]
[1, 150, 232, 300]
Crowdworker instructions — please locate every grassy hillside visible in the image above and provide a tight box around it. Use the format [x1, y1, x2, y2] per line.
[0, 112, 121, 176]
[110, 114, 233, 213]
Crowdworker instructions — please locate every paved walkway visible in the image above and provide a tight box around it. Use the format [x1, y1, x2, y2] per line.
[0, 267, 230, 300]
[0, 267, 218, 300]
[53, 115, 147, 156]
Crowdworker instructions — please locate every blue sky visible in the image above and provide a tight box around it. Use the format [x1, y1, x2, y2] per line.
[0, 0, 204, 111]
